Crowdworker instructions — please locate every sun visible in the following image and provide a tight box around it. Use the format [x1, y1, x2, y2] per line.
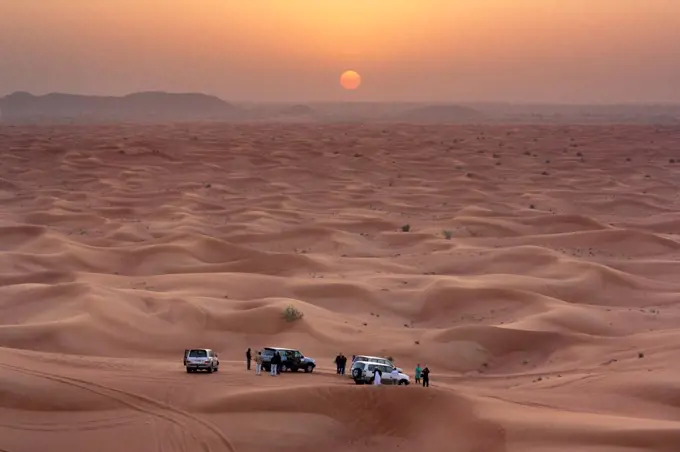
[340, 70, 361, 90]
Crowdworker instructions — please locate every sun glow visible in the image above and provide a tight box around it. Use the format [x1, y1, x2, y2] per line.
[340, 70, 361, 90]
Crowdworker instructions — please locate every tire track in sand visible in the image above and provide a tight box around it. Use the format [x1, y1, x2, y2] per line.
[0, 362, 236, 452]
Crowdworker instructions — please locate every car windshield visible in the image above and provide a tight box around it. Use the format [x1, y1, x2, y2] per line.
[189, 350, 207, 358]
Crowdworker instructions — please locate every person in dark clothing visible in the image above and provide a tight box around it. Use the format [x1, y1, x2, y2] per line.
[421, 366, 430, 387]
[270, 351, 281, 376]
[339, 354, 347, 375]
[334, 354, 342, 374]
[246, 348, 252, 370]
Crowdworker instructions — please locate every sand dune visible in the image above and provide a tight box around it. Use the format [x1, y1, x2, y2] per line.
[1, 123, 680, 451]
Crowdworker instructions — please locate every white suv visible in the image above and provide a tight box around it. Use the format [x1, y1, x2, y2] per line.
[352, 355, 393, 367]
[351, 360, 410, 385]
[183, 348, 219, 373]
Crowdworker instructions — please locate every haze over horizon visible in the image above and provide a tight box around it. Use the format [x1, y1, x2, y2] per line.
[1, 0, 680, 104]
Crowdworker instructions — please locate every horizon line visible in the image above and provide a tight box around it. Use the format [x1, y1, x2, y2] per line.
[3, 90, 680, 107]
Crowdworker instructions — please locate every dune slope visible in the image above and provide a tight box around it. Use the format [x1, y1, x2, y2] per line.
[1, 123, 680, 452]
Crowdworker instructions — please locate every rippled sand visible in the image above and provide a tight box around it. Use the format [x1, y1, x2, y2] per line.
[1, 123, 680, 452]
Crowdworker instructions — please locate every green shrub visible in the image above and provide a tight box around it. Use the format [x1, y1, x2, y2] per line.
[282, 304, 304, 322]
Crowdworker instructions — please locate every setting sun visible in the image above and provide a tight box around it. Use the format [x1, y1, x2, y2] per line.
[340, 70, 361, 90]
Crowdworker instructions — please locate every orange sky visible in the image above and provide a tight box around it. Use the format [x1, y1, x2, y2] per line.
[1, 0, 679, 102]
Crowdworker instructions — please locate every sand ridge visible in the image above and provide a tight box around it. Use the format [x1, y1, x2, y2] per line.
[1, 123, 680, 451]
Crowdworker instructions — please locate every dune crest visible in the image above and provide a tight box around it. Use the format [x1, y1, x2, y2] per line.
[1, 123, 680, 452]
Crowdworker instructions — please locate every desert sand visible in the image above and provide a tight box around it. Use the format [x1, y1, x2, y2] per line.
[1, 122, 680, 452]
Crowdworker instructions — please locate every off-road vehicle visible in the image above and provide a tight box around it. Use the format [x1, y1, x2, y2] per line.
[183, 348, 219, 373]
[261, 347, 316, 373]
[351, 355, 393, 367]
[351, 360, 410, 385]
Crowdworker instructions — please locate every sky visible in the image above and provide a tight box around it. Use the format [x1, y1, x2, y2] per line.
[1, 0, 680, 103]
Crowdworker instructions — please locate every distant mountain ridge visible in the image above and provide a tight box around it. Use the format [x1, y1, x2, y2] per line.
[2, 91, 679, 124]
[389, 104, 485, 122]
[0, 91, 240, 122]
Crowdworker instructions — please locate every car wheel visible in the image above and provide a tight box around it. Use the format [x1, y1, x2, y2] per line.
[398, 380, 407, 385]
[186, 367, 192, 373]
[206, 366, 213, 373]
[305, 364, 314, 373]
[281, 364, 288, 372]
[352, 368, 362, 379]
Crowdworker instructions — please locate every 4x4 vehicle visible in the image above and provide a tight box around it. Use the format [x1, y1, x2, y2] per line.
[351, 355, 393, 367]
[183, 348, 219, 373]
[261, 347, 316, 373]
[351, 360, 410, 385]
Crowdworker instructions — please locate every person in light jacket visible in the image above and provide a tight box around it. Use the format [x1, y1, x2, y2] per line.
[255, 350, 263, 375]
[390, 367, 399, 385]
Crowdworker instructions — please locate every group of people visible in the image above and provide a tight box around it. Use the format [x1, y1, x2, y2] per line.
[370, 365, 400, 385]
[334, 353, 349, 375]
[414, 363, 430, 387]
[370, 363, 430, 387]
[246, 347, 281, 376]
[246, 348, 431, 386]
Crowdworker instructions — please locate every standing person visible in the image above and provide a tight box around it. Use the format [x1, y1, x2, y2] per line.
[421, 366, 430, 387]
[340, 353, 347, 375]
[390, 367, 399, 385]
[414, 363, 422, 385]
[334, 354, 342, 374]
[246, 348, 252, 370]
[255, 350, 263, 375]
[373, 366, 382, 385]
[270, 351, 280, 376]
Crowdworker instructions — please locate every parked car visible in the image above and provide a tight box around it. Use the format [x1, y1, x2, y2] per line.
[351, 355, 393, 367]
[261, 347, 316, 373]
[350, 355, 393, 378]
[351, 360, 410, 385]
[183, 348, 219, 373]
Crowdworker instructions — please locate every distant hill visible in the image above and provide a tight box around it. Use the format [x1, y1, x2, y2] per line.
[3, 92, 679, 124]
[390, 104, 485, 122]
[279, 104, 315, 116]
[0, 91, 241, 122]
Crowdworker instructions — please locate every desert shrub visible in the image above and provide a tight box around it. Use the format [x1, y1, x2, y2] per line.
[386, 356, 394, 362]
[282, 304, 304, 322]
[401, 224, 411, 232]
[442, 230, 453, 240]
